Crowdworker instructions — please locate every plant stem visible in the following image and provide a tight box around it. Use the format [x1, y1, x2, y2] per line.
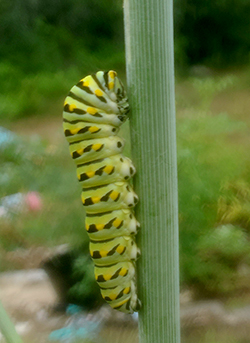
[0, 300, 23, 343]
[124, 0, 181, 342]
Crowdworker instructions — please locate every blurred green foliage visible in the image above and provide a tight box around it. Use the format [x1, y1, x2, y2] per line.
[195, 224, 250, 296]
[0, 131, 85, 253]
[176, 73, 250, 298]
[1, 0, 250, 120]
[0, 0, 124, 72]
[177, 110, 250, 296]
[218, 181, 250, 231]
[2, 0, 249, 71]
[174, 0, 250, 68]
[0, 0, 125, 121]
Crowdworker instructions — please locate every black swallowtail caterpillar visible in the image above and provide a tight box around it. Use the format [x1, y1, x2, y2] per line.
[63, 70, 141, 313]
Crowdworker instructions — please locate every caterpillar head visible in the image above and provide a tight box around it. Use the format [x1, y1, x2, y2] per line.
[96, 70, 130, 116]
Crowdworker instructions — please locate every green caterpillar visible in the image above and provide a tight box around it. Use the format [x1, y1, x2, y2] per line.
[63, 70, 141, 313]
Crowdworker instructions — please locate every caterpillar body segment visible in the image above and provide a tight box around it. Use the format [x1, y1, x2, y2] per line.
[94, 261, 136, 287]
[100, 281, 135, 309]
[63, 104, 127, 127]
[77, 155, 136, 188]
[64, 122, 120, 143]
[89, 235, 139, 265]
[63, 70, 140, 314]
[81, 181, 139, 213]
[85, 209, 139, 240]
[69, 136, 125, 164]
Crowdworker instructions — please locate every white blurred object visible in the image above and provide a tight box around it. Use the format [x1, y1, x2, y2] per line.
[0, 192, 42, 219]
[0, 127, 17, 147]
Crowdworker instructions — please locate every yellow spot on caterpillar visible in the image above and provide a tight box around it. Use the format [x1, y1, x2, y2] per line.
[99, 250, 108, 257]
[85, 224, 89, 231]
[86, 171, 95, 178]
[95, 89, 103, 96]
[109, 191, 119, 201]
[103, 165, 113, 174]
[83, 80, 90, 86]
[92, 143, 102, 151]
[112, 298, 128, 308]
[103, 274, 112, 281]
[123, 287, 130, 294]
[109, 293, 118, 301]
[96, 223, 104, 231]
[91, 196, 100, 204]
[87, 107, 98, 115]
[113, 218, 122, 228]
[116, 245, 125, 254]
[89, 250, 93, 257]
[88, 126, 100, 133]
[69, 104, 77, 111]
[108, 81, 114, 89]
[109, 71, 116, 79]
[70, 128, 79, 135]
[76, 149, 83, 155]
[95, 273, 98, 280]
[119, 268, 128, 276]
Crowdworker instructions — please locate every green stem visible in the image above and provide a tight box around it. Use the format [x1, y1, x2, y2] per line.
[124, 0, 181, 342]
[0, 300, 23, 343]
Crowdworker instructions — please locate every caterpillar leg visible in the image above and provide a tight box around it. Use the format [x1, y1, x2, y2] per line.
[95, 261, 141, 314]
[107, 281, 141, 314]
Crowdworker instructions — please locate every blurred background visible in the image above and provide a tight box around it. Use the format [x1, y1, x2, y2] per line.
[1, 0, 250, 342]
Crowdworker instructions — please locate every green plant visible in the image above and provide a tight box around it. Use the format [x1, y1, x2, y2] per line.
[0, 300, 23, 343]
[124, 0, 180, 341]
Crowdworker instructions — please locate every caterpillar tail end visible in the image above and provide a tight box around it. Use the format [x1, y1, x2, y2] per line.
[112, 295, 141, 314]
